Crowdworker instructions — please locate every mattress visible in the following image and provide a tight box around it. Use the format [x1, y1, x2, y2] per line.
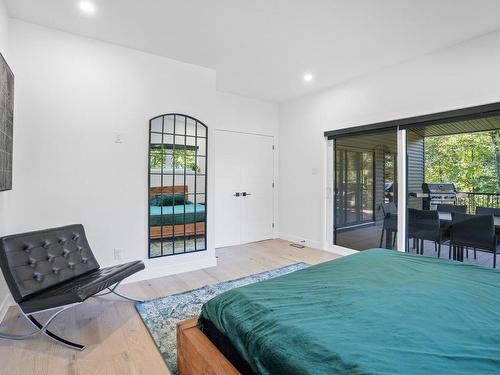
[149, 203, 205, 226]
[200, 249, 500, 374]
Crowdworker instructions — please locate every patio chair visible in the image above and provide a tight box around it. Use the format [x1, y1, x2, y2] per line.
[450, 213, 498, 267]
[476, 207, 500, 217]
[408, 208, 448, 257]
[379, 202, 397, 249]
[436, 204, 467, 214]
[0, 224, 145, 350]
[471, 207, 500, 259]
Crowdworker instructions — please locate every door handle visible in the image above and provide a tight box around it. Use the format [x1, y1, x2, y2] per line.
[234, 192, 240, 197]
[242, 192, 252, 197]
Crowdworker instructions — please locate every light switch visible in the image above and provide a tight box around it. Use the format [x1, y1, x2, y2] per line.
[114, 132, 124, 143]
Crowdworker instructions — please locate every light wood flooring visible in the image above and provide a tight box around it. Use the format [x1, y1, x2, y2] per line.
[0, 239, 340, 375]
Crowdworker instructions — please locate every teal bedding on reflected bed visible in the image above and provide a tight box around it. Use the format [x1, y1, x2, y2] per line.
[200, 249, 500, 374]
[149, 203, 205, 226]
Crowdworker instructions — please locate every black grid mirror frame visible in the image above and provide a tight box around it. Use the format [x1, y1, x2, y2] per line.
[148, 113, 208, 258]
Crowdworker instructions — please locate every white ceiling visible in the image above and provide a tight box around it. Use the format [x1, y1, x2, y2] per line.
[5, 0, 500, 102]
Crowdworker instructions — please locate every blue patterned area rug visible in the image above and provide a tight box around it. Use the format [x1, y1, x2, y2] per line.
[135, 262, 309, 374]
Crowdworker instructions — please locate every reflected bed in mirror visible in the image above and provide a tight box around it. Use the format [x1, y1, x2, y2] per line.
[149, 185, 206, 257]
[148, 114, 208, 258]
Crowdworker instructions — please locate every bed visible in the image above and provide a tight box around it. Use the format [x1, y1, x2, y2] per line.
[177, 249, 500, 374]
[149, 186, 205, 239]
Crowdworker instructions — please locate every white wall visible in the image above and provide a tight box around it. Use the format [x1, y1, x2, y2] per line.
[6, 20, 217, 286]
[0, 0, 10, 321]
[0, 0, 6, 56]
[279, 29, 500, 250]
[216, 91, 279, 136]
[0, 19, 281, 317]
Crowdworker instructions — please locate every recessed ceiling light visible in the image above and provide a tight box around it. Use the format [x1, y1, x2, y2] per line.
[78, 1, 96, 14]
[303, 73, 314, 82]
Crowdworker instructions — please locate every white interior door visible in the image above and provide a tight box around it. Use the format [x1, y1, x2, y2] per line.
[215, 130, 274, 248]
[215, 131, 243, 248]
[240, 134, 274, 244]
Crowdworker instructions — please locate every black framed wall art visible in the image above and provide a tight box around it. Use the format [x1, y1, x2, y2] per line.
[0, 53, 13, 191]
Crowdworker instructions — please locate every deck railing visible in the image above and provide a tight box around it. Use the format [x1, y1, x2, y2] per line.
[456, 192, 500, 214]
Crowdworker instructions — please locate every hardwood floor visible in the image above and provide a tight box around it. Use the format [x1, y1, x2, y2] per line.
[0, 239, 340, 375]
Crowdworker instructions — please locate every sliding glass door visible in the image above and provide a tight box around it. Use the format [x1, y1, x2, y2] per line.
[335, 149, 374, 227]
[333, 130, 398, 250]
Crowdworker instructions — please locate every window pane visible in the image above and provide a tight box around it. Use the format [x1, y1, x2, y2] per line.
[186, 118, 196, 136]
[334, 130, 398, 251]
[162, 239, 173, 256]
[150, 132, 162, 145]
[151, 117, 163, 133]
[197, 138, 207, 156]
[164, 115, 175, 133]
[197, 156, 206, 174]
[197, 123, 207, 138]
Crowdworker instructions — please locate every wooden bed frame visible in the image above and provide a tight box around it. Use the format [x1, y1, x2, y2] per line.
[149, 186, 206, 240]
[177, 318, 240, 375]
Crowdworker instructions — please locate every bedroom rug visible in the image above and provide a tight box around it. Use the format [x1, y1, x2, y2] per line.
[135, 262, 309, 374]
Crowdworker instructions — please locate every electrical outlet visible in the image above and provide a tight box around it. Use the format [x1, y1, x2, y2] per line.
[114, 248, 123, 260]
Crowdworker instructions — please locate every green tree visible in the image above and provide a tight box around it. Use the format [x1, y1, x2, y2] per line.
[150, 147, 167, 169]
[172, 148, 200, 172]
[150, 147, 200, 172]
[425, 131, 498, 193]
[490, 130, 500, 186]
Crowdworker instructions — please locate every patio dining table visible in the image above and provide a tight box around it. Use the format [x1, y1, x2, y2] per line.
[385, 212, 500, 257]
[437, 211, 500, 227]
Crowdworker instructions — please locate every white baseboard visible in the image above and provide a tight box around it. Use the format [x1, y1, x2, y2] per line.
[123, 253, 217, 284]
[278, 232, 358, 257]
[324, 244, 358, 256]
[277, 232, 324, 251]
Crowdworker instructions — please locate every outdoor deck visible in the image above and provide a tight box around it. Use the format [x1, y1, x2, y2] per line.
[336, 224, 497, 268]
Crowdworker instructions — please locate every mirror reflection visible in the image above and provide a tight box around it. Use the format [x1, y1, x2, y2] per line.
[149, 114, 207, 257]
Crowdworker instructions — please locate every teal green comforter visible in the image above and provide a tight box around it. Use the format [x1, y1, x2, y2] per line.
[200, 249, 500, 374]
[149, 203, 205, 226]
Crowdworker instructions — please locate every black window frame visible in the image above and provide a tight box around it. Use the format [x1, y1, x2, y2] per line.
[148, 113, 208, 259]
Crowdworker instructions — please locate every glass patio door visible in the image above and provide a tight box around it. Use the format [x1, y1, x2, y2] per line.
[331, 129, 398, 251]
[335, 148, 374, 228]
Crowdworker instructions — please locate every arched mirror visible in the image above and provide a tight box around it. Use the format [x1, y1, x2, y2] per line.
[148, 114, 207, 258]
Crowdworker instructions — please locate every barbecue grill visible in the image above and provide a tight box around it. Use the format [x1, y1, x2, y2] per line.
[421, 183, 457, 210]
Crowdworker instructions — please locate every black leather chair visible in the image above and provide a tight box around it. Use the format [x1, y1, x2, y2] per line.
[379, 202, 397, 249]
[450, 213, 498, 267]
[0, 224, 145, 350]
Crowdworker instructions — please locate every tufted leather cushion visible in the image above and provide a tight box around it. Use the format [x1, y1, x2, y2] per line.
[18, 260, 145, 313]
[0, 224, 100, 302]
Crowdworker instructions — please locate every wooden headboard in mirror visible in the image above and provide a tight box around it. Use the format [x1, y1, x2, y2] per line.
[149, 185, 188, 200]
